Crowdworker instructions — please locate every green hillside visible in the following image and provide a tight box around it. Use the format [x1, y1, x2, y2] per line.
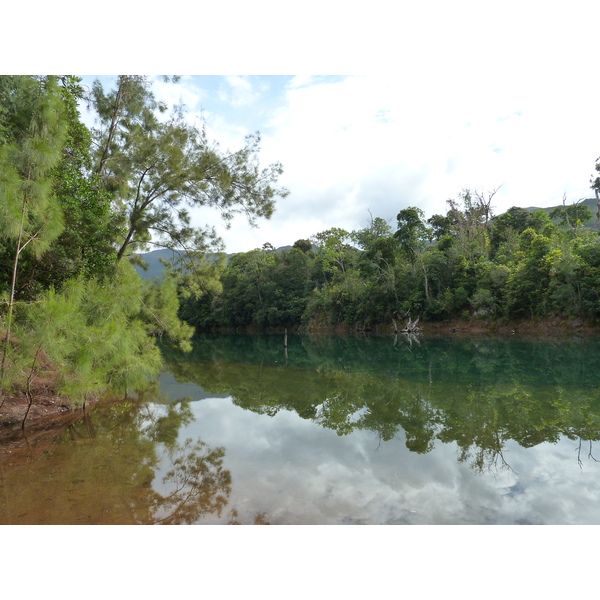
[135, 246, 292, 280]
[525, 197, 598, 230]
[133, 249, 181, 280]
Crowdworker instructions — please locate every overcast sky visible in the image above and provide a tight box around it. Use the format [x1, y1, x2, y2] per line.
[82, 68, 600, 254]
[15, 2, 600, 254]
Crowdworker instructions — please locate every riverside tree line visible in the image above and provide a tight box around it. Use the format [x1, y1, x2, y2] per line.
[180, 189, 600, 331]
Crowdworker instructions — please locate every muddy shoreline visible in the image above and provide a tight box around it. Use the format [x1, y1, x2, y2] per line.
[202, 317, 600, 338]
[2, 317, 599, 436]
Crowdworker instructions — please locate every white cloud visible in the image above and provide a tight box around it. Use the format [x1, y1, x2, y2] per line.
[151, 76, 207, 115]
[153, 392, 600, 525]
[218, 75, 262, 107]
[235, 63, 600, 253]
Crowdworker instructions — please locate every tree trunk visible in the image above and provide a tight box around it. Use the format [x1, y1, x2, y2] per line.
[418, 254, 430, 303]
[97, 80, 124, 177]
[1, 194, 27, 380]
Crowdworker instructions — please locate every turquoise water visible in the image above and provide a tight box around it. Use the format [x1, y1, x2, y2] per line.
[3, 333, 600, 524]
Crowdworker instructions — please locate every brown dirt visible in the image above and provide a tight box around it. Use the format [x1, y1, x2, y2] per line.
[0, 390, 88, 429]
[418, 317, 600, 338]
[299, 317, 600, 338]
[0, 388, 100, 464]
[0, 343, 99, 456]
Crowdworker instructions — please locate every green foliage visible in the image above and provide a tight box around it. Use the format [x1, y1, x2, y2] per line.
[0, 76, 67, 259]
[179, 179, 600, 330]
[140, 273, 194, 352]
[0, 74, 290, 408]
[292, 238, 313, 253]
[6, 261, 163, 404]
[549, 200, 593, 235]
[4, 76, 119, 296]
[394, 207, 427, 258]
[311, 227, 358, 282]
[0, 76, 69, 380]
[89, 76, 288, 264]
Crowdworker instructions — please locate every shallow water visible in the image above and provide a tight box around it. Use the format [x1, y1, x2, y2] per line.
[2, 333, 600, 524]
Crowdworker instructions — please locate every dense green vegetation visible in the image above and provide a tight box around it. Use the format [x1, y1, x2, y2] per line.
[3, 75, 600, 420]
[180, 189, 600, 331]
[0, 75, 286, 413]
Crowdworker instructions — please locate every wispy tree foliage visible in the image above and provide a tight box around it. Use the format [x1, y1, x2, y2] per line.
[0, 75, 288, 411]
[89, 76, 289, 265]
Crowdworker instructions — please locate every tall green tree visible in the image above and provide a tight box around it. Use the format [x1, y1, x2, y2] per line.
[591, 155, 600, 229]
[43, 76, 117, 283]
[394, 207, 430, 303]
[89, 76, 289, 268]
[548, 196, 593, 236]
[311, 227, 357, 283]
[0, 76, 68, 377]
[3, 76, 118, 297]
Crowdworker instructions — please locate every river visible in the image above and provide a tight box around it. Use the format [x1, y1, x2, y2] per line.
[2, 332, 600, 524]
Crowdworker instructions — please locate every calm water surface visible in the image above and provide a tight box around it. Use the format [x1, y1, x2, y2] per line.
[2, 333, 600, 524]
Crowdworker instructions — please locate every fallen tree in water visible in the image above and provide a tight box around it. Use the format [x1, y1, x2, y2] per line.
[393, 316, 421, 334]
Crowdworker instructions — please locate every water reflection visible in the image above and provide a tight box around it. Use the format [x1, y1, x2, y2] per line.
[151, 437, 231, 524]
[163, 333, 600, 475]
[3, 333, 600, 524]
[0, 392, 232, 525]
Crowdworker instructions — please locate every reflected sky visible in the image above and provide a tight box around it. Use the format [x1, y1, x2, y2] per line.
[5, 335, 599, 525]
[154, 374, 600, 524]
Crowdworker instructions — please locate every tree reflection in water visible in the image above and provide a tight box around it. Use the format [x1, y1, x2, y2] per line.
[151, 438, 231, 524]
[162, 333, 600, 476]
[0, 388, 237, 525]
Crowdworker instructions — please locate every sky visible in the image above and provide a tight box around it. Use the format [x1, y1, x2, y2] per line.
[8, 2, 600, 254]
[81, 68, 600, 254]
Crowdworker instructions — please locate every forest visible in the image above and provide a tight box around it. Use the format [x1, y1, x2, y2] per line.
[3, 74, 600, 417]
[180, 190, 600, 333]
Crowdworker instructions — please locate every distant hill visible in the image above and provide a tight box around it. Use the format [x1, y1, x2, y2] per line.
[133, 249, 180, 280]
[134, 246, 292, 280]
[524, 197, 598, 230]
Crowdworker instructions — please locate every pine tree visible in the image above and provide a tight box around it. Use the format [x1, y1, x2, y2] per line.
[89, 76, 288, 266]
[0, 76, 68, 381]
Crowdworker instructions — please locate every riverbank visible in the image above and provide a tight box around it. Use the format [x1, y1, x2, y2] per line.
[3, 316, 599, 432]
[0, 390, 90, 429]
[201, 316, 600, 338]
[0, 397, 93, 462]
[417, 317, 600, 338]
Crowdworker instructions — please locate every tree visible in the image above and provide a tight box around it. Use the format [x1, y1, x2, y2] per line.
[394, 207, 430, 303]
[591, 156, 600, 229]
[292, 238, 313, 254]
[353, 215, 397, 270]
[43, 77, 118, 283]
[311, 228, 357, 282]
[394, 207, 427, 258]
[5, 77, 118, 297]
[0, 76, 68, 378]
[445, 188, 495, 263]
[548, 195, 593, 236]
[427, 213, 454, 241]
[88, 76, 289, 267]
[216, 249, 277, 326]
[490, 206, 536, 258]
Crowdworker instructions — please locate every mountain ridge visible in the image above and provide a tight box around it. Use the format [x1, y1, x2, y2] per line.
[134, 246, 292, 280]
